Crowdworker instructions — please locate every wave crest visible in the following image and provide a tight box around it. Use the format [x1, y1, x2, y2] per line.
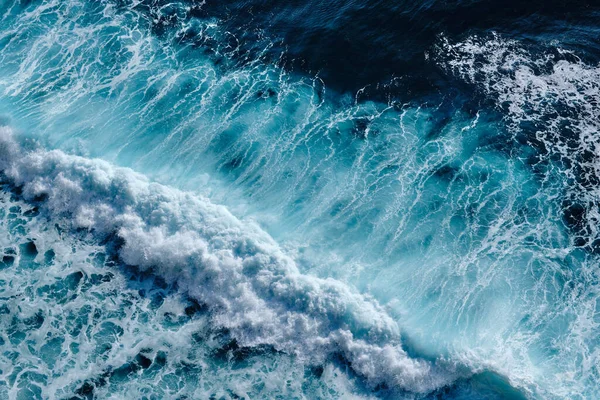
[0, 128, 462, 394]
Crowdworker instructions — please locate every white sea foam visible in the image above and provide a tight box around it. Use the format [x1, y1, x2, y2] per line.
[433, 34, 600, 399]
[0, 188, 379, 399]
[437, 33, 600, 246]
[437, 34, 600, 138]
[0, 128, 462, 394]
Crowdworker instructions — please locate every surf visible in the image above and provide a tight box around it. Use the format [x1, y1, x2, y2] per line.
[1, 0, 600, 398]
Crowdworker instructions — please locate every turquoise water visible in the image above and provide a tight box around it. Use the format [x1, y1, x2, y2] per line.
[0, 0, 599, 398]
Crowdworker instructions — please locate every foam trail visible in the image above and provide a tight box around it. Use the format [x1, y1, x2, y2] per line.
[0, 128, 462, 394]
[438, 32, 600, 253]
[434, 33, 600, 399]
[0, 187, 381, 399]
[2, 0, 600, 397]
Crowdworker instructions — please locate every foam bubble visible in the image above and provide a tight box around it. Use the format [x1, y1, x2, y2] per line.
[435, 33, 600, 399]
[437, 33, 600, 249]
[0, 128, 463, 394]
[0, 184, 382, 399]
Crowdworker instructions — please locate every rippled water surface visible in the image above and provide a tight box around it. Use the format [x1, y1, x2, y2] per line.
[0, 0, 599, 398]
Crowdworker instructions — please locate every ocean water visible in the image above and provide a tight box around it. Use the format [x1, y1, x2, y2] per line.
[0, 0, 599, 398]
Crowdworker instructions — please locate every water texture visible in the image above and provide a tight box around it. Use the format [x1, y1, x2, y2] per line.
[0, 0, 599, 398]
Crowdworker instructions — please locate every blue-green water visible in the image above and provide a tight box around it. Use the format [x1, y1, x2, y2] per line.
[0, 0, 599, 398]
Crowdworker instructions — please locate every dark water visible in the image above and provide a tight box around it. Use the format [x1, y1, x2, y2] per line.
[0, 0, 599, 398]
[197, 0, 600, 93]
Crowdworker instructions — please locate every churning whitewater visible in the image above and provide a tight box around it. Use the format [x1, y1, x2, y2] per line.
[0, 127, 459, 395]
[1, 0, 600, 399]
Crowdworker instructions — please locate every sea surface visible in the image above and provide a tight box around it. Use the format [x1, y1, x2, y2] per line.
[0, 0, 599, 398]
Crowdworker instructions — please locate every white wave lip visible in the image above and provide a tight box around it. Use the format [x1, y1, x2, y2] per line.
[0, 128, 459, 393]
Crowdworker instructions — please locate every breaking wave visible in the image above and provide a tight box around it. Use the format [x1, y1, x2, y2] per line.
[1, 0, 600, 398]
[0, 128, 464, 397]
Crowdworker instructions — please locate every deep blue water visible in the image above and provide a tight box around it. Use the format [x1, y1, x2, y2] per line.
[0, 0, 599, 398]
